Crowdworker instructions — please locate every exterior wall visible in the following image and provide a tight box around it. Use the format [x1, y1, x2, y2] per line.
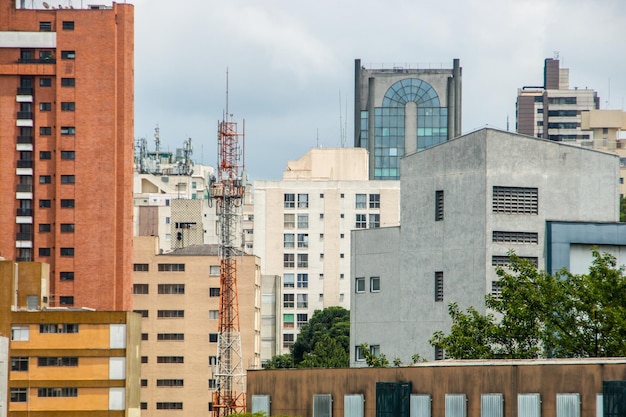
[0, 336, 7, 417]
[0, 2, 134, 311]
[247, 359, 626, 417]
[132, 236, 261, 415]
[260, 274, 281, 363]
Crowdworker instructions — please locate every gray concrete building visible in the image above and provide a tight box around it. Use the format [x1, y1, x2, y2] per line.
[350, 128, 619, 365]
[354, 59, 462, 180]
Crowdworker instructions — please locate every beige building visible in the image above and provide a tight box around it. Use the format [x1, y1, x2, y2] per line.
[132, 236, 261, 415]
[253, 148, 400, 359]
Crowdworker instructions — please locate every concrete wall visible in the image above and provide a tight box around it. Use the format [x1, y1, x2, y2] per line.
[0, 336, 7, 417]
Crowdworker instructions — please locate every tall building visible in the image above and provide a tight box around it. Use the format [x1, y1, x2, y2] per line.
[0, 1, 134, 310]
[354, 58, 462, 180]
[516, 58, 599, 142]
[254, 148, 400, 358]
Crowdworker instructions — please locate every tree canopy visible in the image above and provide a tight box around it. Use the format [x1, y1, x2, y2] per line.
[430, 250, 626, 359]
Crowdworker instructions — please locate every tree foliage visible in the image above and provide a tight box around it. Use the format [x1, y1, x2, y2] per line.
[621, 196, 626, 222]
[291, 306, 350, 367]
[430, 251, 626, 359]
[358, 343, 389, 367]
[262, 354, 294, 369]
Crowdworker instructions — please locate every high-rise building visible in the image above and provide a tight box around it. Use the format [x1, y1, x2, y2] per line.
[0, 1, 134, 310]
[354, 58, 462, 180]
[516, 58, 599, 142]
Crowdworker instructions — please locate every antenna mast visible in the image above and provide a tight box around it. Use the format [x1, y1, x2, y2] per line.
[212, 70, 246, 417]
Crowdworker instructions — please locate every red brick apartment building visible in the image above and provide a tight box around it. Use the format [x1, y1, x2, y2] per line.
[0, 0, 134, 311]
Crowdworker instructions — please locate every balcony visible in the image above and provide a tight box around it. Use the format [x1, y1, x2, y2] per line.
[17, 112, 33, 119]
[17, 58, 56, 64]
[16, 184, 32, 192]
[17, 87, 33, 95]
[17, 160, 33, 168]
[17, 136, 33, 144]
[16, 257, 32, 262]
[16, 208, 33, 216]
[16, 233, 32, 241]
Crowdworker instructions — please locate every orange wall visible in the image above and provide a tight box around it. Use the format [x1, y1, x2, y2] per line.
[11, 357, 110, 381]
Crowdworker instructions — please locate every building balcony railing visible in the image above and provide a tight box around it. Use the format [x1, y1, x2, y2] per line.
[16, 257, 32, 262]
[17, 58, 56, 64]
[17, 112, 33, 119]
[16, 208, 33, 216]
[16, 184, 32, 192]
[16, 233, 32, 241]
[16, 87, 33, 95]
[17, 160, 33, 168]
[17, 136, 33, 144]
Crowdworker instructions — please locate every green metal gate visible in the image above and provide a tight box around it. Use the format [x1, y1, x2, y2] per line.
[603, 381, 626, 417]
[376, 382, 412, 417]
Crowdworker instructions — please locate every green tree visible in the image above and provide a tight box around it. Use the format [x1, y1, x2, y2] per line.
[358, 343, 389, 367]
[263, 353, 294, 369]
[620, 196, 626, 222]
[291, 306, 350, 367]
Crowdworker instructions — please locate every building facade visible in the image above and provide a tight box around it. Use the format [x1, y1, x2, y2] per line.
[354, 58, 462, 180]
[0, 1, 134, 310]
[351, 128, 619, 364]
[132, 236, 261, 415]
[254, 148, 400, 359]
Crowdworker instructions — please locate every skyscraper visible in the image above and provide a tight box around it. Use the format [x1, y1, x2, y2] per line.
[354, 58, 462, 180]
[0, 1, 134, 310]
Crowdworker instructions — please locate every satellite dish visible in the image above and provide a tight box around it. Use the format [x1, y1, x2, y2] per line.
[43, 2, 50, 8]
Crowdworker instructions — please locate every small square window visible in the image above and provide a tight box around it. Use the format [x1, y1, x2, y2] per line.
[40, 151, 51, 160]
[61, 102, 75, 111]
[209, 310, 219, 320]
[61, 78, 75, 87]
[209, 333, 218, 343]
[39, 78, 52, 87]
[320, 193, 324, 198]
[39, 224, 51, 232]
[39, 21, 52, 31]
[59, 296, 74, 305]
[141, 356, 148, 364]
[60, 247, 74, 257]
[355, 277, 365, 293]
[39, 199, 51, 208]
[61, 151, 75, 160]
[209, 288, 220, 297]
[60, 272, 74, 281]
[370, 276, 380, 292]
[61, 199, 75, 208]
[141, 333, 148, 341]
[39, 126, 52, 135]
[61, 50, 75, 60]
[39, 175, 51, 184]
[62, 21, 75, 30]
[39, 102, 51, 111]
[38, 247, 51, 257]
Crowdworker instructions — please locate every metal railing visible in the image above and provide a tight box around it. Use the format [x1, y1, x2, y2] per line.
[17, 87, 33, 95]
[16, 208, 33, 216]
[16, 184, 32, 192]
[17, 136, 33, 144]
[17, 160, 33, 168]
[16, 233, 32, 241]
[17, 111, 33, 119]
[18, 58, 56, 64]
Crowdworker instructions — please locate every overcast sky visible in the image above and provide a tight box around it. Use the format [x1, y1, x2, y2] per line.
[127, 0, 626, 181]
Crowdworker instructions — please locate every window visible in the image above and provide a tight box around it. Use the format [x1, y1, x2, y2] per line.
[38, 388, 78, 398]
[62, 21, 74, 30]
[157, 356, 184, 363]
[209, 310, 219, 320]
[355, 345, 365, 361]
[61, 199, 75, 208]
[284, 213, 295, 229]
[283, 333, 295, 349]
[39, 324, 78, 333]
[435, 346, 445, 360]
[40, 151, 51, 159]
[39, 21, 52, 31]
[61, 50, 75, 59]
[435, 272, 444, 302]
[133, 284, 149, 294]
[283, 273, 294, 288]
[209, 356, 217, 366]
[11, 357, 29, 371]
[133, 263, 149, 272]
[39, 77, 52, 87]
[134, 310, 148, 318]
[158, 263, 185, 271]
[60, 247, 74, 256]
[60, 272, 74, 281]
[340, 233, 345, 238]
[158, 310, 184, 318]
[492, 231, 538, 244]
[61, 102, 75, 111]
[209, 265, 220, 275]
[297, 233, 308, 248]
[39, 102, 52, 111]
[40, 126, 52, 135]
[11, 326, 29, 341]
[283, 313, 294, 328]
[492, 186, 538, 214]
[297, 273, 308, 288]
[10, 388, 28, 402]
[320, 193, 324, 198]
[61, 78, 75, 87]
[284, 233, 294, 248]
[157, 379, 184, 387]
[140, 379, 147, 387]
[284, 193, 295, 208]
[297, 254, 308, 268]
[142, 333, 148, 341]
[60, 127, 75, 135]
[37, 357, 78, 367]
[284, 253, 294, 268]
[39, 248, 51, 257]
[297, 294, 308, 308]
[59, 296, 74, 305]
[341, 193, 345, 198]
[283, 293, 294, 308]
[356, 194, 366, 208]
[39, 50, 52, 60]
[209, 379, 217, 390]
[60, 223, 74, 233]
[297, 313, 308, 328]
[492, 255, 538, 267]
[39, 175, 51, 184]
[370, 276, 380, 292]
[157, 333, 184, 341]
[209, 287, 220, 297]
[61, 151, 75, 159]
[370, 193, 380, 208]
[158, 284, 185, 294]
[209, 333, 218, 343]
[297, 214, 309, 228]
[356, 214, 366, 228]
[141, 356, 148, 364]
[39, 199, 51, 208]
[156, 403, 183, 410]
[341, 213, 345, 218]
[435, 190, 444, 221]
[369, 213, 380, 228]
[355, 277, 365, 293]
[340, 253, 345, 259]
[491, 281, 503, 300]
[298, 193, 309, 208]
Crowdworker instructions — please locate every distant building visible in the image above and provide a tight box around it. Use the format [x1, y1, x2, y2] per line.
[254, 148, 400, 359]
[0, 1, 134, 310]
[516, 58, 599, 143]
[354, 58, 462, 180]
[351, 128, 619, 364]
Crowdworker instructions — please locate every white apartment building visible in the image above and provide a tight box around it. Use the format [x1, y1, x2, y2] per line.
[254, 148, 400, 358]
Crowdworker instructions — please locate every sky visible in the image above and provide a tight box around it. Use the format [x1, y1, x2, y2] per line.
[109, 0, 626, 180]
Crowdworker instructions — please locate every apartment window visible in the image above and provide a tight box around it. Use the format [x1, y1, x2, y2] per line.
[355, 346, 365, 361]
[341, 193, 345, 198]
[158, 310, 184, 318]
[157, 333, 184, 341]
[284, 233, 295, 248]
[39, 21, 52, 31]
[209, 379, 217, 389]
[355, 277, 365, 293]
[340, 253, 345, 258]
[297, 233, 308, 248]
[369, 193, 380, 208]
[284, 213, 295, 228]
[39, 248, 51, 257]
[61, 78, 75, 87]
[39, 77, 52, 87]
[297, 273, 308, 288]
[320, 193, 324, 198]
[492, 231, 538, 244]
[39, 324, 78, 334]
[62, 21, 74, 30]
[435, 190, 444, 221]
[39, 102, 52, 111]
[60, 223, 74, 233]
[283, 313, 294, 328]
[39, 50, 52, 60]
[297, 254, 308, 268]
[60, 126, 75, 135]
[39, 199, 51, 208]
[157, 379, 184, 387]
[209, 310, 218, 320]
[209, 265, 220, 275]
[492, 255, 538, 267]
[37, 357, 78, 367]
[61, 150, 75, 159]
[60, 247, 74, 256]
[165, 217, 171, 224]
[61, 199, 75, 208]
[209, 356, 217, 366]
[39, 175, 51, 184]
[209, 287, 220, 297]
[341, 213, 345, 218]
[492, 186, 538, 214]
[319, 213, 324, 219]
[491, 281, 503, 300]
[133, 263, 149, 272]
[284, 193, 295, 208]
[40, 126, 52, 135]
[133, 284, 149, 294]
[40, 151, 51, 159]
[158, 284, 185, 294]
[209, 333, 218, 343]
[141, 356, 148, 364]
[356, 193, 367, 208]
[435, 271, 444, 302]
[157, 356, 184, 364]
[283, 273, 294, 288]
[140, 379, 147, 387]
[61, 50, 75, 59]
[370, 276, 380, 292]
[11, 326, 29, 341]
[156, 403, 183, 410]
[355, 214, 366, 229]
[140, 402, 148, 410]
[297, 313, 308, 328]
[283, 333, 295, 348]
[158, 263, 185, 271]
[320, 233, 324, 238]
[369, 213, 380, 228]
[297, 293, 308, 308]
[297, 213, 309, 228]
[340, 233, 345, 238]
[283, 293, 294, 308]
[320, 253, 324, 260]
[59, 296, 74, 305]
[298, 193, 309, 208]
[38, 387, 77, 398]
[60, 272, 74, 281]
[284, 253, 295, 268]
[435, 346, 445, 361]
[11, 388, 28, 402]
[11, 357, 29, 371]
[61, 102, 75, 111]
[134, 310, 148, 318]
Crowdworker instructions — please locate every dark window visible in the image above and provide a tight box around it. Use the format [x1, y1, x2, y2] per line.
[39, 102, 52, 111]
[435, 271, 444, 302]
[156, 403, 183, 410]
[59, 296, 74, 305]
[39, 224, 51, 232]
[209, 287, 220, 297]
[39, 199, 51, 208]
[60, 175, 75, 184]
[39, 77, 52, 87]
[61, 151, 75, 159]
[284, 193, 295, 208]
[435, 190, 444, 221]
[435, 346, 444, 361]
[157, 263, 185, 271]
[61, 102, 75, 111]
[61, 78, 75, 87]
[158, 284, 185, 294]
[140, 402, 147, 410]
[157, 333, 184, 341]
[492, 255, 538, 267]
[39, 21, 52, 31]
[11, 357, 29, 371]
[141, 356, 148, 364]
[284, 253, 294, 268]
[39, 248, 51, 257]
[40, 126, 52, 135]
[60, 247, 74, 256]
[133, 263, 149, 272]
[37, 357, 78, 367]
[40, 151, 51, 159]
[133, 310, 148, 318]
[140, 379, 147, 387]
[60, 272, 74, 281]
[133, 284, 149, 294]
[61, 51, 75, 59]
[38, 388, 77, 397]
[141, 333, 148, 341]
[39, 324, 78, 333]
[156, 379, 184, 387]
[60, 127, 75, 135]
[209, 333, 218, 343]
[157, 356, 184, 363]
[370, 276, 380, 292]
[60, 223, 74, 232]
[355, 214, 366, 228]
[10, 388, 27, 402]
[157, 310, 184, 318]
[369, 193, 380, 208]
[38, 50, 52, 61]
[61, 199, 75, 208]
[39, 175, 51, 184]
